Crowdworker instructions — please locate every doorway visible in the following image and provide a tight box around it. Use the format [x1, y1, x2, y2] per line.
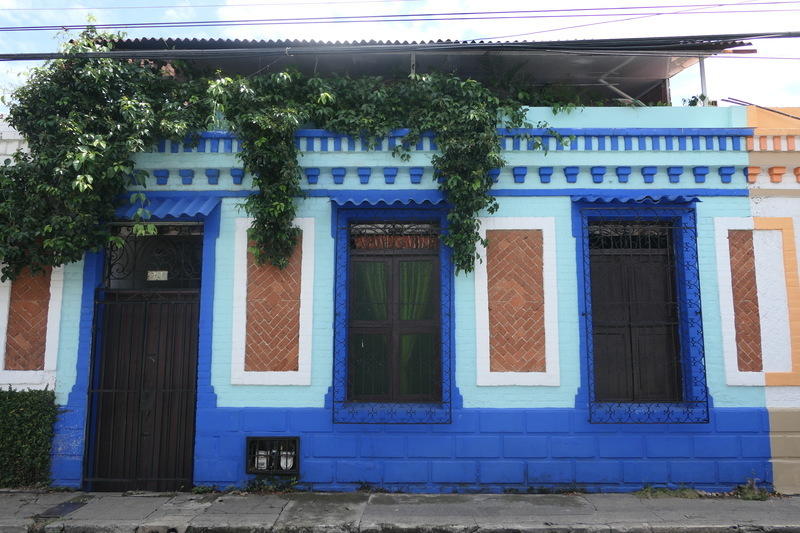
[86, 224, 203, 491]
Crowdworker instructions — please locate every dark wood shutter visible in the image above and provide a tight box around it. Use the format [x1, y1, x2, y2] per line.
[589, 221, 682, 403]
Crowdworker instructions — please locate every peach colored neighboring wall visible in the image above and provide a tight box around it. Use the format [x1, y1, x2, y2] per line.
[486, 229, 546, 373]
[4, 267, 51, 371]
[244, 234, 302, 372]
[729, 230, 763, 372]
[754, 218, 800, 387]
[747, 107, 800, 134]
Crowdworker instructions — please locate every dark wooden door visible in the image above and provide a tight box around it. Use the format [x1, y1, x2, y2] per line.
[87, 225, 202, 491]
[589, 222, 682, 403]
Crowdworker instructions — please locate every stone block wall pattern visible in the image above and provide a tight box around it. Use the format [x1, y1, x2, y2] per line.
[770, 409, 800, 493]
[728, 230, 763, 372]
[4, 267, 51, 371]
[245, 234, 302, 372]
[192, 406, 772, 492]
[487, 229, 546, 372]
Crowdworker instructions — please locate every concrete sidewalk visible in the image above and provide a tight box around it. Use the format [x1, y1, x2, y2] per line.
[3, 490, 800, 533]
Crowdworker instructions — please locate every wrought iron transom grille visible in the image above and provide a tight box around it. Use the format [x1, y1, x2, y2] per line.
[579, 204, 709, 424]
[104, 224, 204, 290]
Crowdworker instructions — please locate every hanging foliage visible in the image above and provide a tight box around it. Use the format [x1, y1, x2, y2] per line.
[0, 28, 573, 279]
[0, 29, 213, 280]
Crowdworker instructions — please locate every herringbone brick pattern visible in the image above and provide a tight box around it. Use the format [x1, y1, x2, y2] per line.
[487, 229, 546, 372]
[729, 230, 763, 372]
[245, 235, 302, 372]
[4, 267, 51, 371]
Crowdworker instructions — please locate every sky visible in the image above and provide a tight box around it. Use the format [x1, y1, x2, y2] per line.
[0, 0, 798, 114]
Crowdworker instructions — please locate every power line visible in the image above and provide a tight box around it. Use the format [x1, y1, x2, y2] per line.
[3, 0, 798, 12]
[2, 7, 799, 32]
[3, 0, 422, 12]
[468, 0, 768, 40]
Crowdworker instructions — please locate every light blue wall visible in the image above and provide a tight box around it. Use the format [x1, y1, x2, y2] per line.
[54, 260, 84, 405]
[696, 196, 763, 407]
[211, 197, 334, 407]
[456, 196, 579, 407]
[528, 107, 747, 129]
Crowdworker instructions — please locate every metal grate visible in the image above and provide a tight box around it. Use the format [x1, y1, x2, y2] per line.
[104, 224, 203, 290]
[579, 204, 709, 424]
[245, 437, 299, 475]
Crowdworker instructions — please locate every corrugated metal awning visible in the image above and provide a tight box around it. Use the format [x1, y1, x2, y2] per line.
[118, 195, 220, 220]
[572, 194, 700, 204]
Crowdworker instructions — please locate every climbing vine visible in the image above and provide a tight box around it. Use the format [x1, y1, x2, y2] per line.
[0, 28, 573, 279]
[0, 28, 213, 280]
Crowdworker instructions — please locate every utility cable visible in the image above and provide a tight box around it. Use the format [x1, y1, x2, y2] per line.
[1, 8, 799, 32]
[2, 0, 798, 12]
[472, 0, 772, 40]
[3, 0, 422, 12]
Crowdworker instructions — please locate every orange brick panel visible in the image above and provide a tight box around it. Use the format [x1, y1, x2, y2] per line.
[487, 229, 546, 372]
[728, 230, 763, 372]
[245, 235, 302, 372]
[4, 268, 51, 371]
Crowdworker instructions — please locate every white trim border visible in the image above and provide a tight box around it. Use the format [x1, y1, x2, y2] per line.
[475, 217, 560, 386]
[714, 217, 765, 386]
[0, 266, 63, 390]
[230, 217, 314, 385]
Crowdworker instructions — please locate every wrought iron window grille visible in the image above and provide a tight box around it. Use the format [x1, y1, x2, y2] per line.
[245, 437, 299, 475]
[333, 208, 454, 424]
[577, 202, 709, 424]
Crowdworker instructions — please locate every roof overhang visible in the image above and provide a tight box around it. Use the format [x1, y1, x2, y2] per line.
[111, 34, 756, 102]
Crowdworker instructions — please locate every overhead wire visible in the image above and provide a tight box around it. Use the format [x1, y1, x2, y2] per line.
[2, 0, 798, 12]
[1, 7, 800, 32]
[471, 0, 772, 40]
[3, 0, 423, 12]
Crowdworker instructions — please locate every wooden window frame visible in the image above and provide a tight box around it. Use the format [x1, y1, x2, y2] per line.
[347, 239, 442, 403]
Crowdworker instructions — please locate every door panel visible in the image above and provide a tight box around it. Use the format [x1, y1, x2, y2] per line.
[88, 225, 203, 492]
[589, 221, 682, 403]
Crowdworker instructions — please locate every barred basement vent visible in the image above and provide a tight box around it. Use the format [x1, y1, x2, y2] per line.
[245, 437, 299, 475]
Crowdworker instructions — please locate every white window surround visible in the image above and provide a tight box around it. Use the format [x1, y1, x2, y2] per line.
[230, 217, 314, 385]
[0, 266, 63, 390]
[474, 217, 560, 386]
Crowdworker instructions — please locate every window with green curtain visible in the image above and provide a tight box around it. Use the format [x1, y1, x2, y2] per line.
[347, 223, 441, 402]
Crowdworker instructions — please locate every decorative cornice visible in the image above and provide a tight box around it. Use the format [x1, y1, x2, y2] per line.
[132, 165, 752, 189]
[149, 128, 753, 155]
[747, 134, 800, 152]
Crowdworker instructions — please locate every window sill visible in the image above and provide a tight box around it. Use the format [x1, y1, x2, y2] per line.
[333, 400, 451, 424]
[589, 400, 709, 424]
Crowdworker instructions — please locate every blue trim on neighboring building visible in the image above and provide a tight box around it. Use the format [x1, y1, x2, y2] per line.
[331, 206, 456, 424]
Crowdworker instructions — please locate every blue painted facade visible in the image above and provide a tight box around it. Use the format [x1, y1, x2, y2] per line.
[48, 107, 774, 492]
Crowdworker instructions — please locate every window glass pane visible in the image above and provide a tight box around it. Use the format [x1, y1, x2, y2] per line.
[351, 262, 387, 321]
[349, 333, 389, 398]
[399, 260, 435, 320]
[399, 332, 437, 396]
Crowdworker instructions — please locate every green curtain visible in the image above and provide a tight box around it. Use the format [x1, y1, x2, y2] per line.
[352, 261, 387, 321]
[399, 261, 435, 395]
[400, 261, 434, 320]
